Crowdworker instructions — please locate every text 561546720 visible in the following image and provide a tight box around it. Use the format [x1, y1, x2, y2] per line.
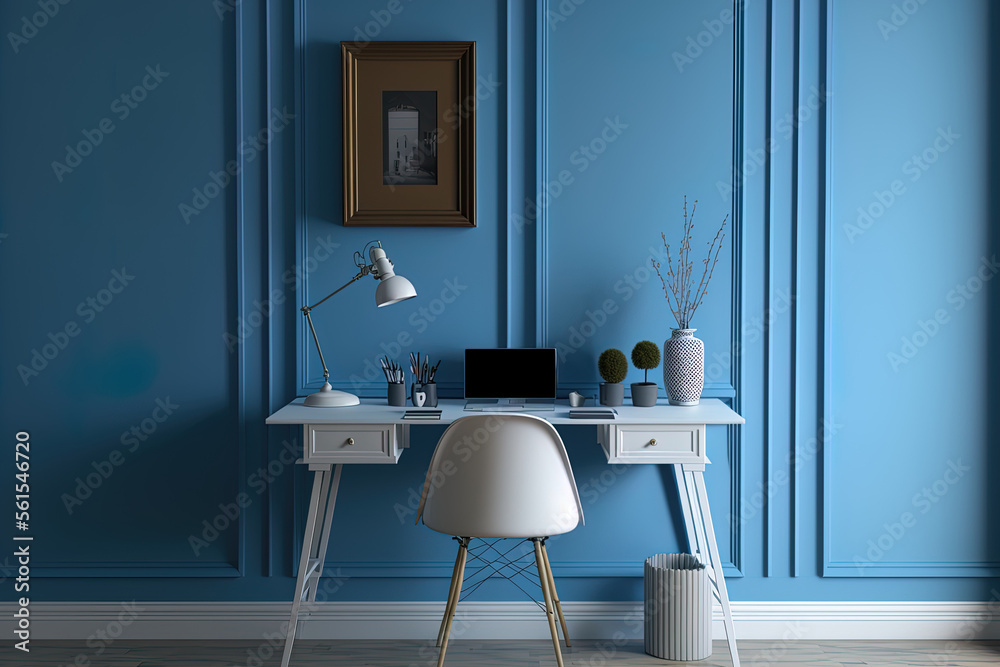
[13, 431, 31, 653]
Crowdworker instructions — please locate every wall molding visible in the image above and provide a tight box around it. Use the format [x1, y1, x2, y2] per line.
[34, 0, 257, 580]
[825, 561, 1000, 578]
[287, 0, 745, 580]
[818, 0, 1000, 578]
[322, 559, 741, 579]
[29, 563, 242, 579]
[10, 600, 999, 641]
[535, 0, 549, 348]
[534, 0, 746, 578]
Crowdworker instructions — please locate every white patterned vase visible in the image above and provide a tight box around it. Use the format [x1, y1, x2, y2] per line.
[663, 329, 704, 406]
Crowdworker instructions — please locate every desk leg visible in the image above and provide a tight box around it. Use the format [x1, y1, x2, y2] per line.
[308, 466, 342, 602]
[672, 465, 700, 562]
[680, 466, 740, 667]
[280, 464, 341, 667]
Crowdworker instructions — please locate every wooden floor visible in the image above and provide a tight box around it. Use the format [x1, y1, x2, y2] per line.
[5, 639, 999, 666]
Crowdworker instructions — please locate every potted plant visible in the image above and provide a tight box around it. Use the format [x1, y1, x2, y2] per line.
[652, 196, 728, 406]
[597, 348, 627, 406]
[630, 341, 660, 407]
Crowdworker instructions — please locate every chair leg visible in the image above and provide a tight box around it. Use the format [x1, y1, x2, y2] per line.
[438, 537, 468, 667]
[540, 542, 570, 648]
[534, 539, 565, 667]
[437, 541, 466, 647]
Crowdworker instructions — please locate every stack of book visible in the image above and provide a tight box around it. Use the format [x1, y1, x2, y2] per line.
[402, 409, 443, 420]
[568, 408, 616, 420]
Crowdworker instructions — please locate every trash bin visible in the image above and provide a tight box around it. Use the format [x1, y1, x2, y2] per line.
[644, 553, 712, 660]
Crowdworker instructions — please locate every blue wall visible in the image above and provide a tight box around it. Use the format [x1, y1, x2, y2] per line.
[0, 0, 997, 605]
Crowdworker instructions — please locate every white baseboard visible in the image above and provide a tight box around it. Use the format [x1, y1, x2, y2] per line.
[6, 600, 999, 641]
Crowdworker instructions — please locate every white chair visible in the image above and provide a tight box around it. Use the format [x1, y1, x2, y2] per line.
[416, 413, 584, 667]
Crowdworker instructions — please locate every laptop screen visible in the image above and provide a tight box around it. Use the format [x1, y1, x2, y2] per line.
[464, 348, 558, 399]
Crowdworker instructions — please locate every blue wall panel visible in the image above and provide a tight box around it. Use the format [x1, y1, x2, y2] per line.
[0, 0, 244, 578]
[824, 0, 999, 576]
[299, 0, 506, 399]
[0, 0, 997, 605]
[545, 0, 735, 397]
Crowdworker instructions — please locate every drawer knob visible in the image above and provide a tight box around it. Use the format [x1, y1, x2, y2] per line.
[346, 437, 355, 446]
[648, 438, 657, 446]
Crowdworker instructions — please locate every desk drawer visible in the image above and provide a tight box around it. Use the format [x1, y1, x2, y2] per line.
[306, 424, 402, 463]
[607, 425, 705, 463]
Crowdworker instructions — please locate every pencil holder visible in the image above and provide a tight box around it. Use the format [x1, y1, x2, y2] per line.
[387, 382, 406, 407]
[422, 382, 438, 408]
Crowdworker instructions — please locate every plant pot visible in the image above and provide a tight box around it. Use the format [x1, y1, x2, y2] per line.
[630, 382, 658, 407]
[663, 329, 704, 406]
[600, 382, 624, 406]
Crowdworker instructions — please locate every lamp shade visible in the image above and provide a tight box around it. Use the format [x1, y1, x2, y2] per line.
[370, 245, 417, 307]
[376, 274, 417, 307]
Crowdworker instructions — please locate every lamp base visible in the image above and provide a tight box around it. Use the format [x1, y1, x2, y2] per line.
[304, 382, 360, 407]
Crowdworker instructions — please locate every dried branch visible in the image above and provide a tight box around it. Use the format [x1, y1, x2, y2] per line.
[652, 259, 682, 326]
[654, 197, 728, 330]
[689, 214, 728, 314]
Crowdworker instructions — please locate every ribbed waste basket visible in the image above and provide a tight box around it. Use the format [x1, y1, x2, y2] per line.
[644, 553, 712, 660]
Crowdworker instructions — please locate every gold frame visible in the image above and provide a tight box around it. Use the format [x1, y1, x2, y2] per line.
[342, 41, 476, 227]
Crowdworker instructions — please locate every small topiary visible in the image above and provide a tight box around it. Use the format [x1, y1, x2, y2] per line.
[598, 348, 628, 384]
[631, 340, 661, 383]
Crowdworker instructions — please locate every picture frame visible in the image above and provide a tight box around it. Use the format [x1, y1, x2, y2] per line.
[342, 41, 476, 227]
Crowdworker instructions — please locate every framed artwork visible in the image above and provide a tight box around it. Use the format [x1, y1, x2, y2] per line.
[342, 41, 476, 227]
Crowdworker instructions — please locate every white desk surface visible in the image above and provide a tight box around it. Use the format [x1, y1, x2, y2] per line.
[266, 397, 744, 426]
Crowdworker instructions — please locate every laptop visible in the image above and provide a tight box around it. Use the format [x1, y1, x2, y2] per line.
[464, 348, 557, 411]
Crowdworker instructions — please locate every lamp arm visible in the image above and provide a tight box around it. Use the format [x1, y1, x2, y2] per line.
[302, 269, 368, 312]
[301, 269, 367, 382]
[302, 309, 331, 382]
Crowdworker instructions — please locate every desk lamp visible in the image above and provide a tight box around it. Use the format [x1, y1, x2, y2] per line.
[302, 241, 417, 407]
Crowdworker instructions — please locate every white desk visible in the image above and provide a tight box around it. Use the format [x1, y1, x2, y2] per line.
[266, 398, 745, 667]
